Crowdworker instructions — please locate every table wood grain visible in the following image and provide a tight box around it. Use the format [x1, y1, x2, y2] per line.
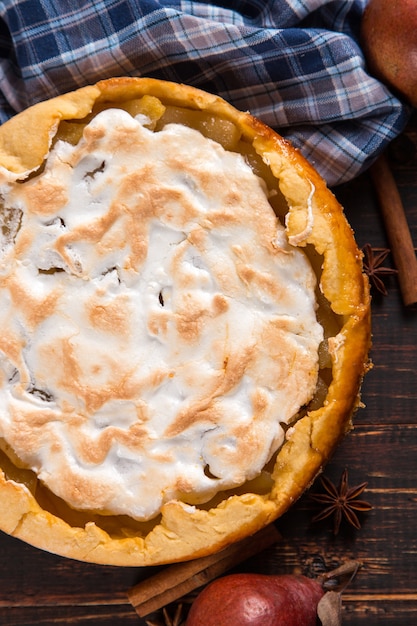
[0, 113, 416, 626]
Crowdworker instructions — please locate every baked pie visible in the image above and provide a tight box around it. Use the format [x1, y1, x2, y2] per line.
[0, 78, 371, 565]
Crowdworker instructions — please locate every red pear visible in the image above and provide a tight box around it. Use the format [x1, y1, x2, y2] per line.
[361, 0, 417, 106]
[185, 573, 324, 626]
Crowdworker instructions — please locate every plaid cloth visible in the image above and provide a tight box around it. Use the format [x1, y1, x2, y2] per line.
[0, 0, 411, 185]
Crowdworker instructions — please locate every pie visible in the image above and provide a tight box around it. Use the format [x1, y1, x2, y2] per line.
[0, 78, 371, 565]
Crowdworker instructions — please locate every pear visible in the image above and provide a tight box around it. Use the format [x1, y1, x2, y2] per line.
[185, 573, 324, 626]
[361, 0, 417, 107]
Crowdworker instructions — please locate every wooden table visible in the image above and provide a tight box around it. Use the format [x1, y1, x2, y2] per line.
[0, 114, 416, 626]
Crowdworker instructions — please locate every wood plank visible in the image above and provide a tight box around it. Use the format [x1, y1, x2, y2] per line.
[0, 114, 415, 626]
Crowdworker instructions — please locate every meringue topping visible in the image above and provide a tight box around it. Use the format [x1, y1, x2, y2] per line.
[0, 109, 322, 520]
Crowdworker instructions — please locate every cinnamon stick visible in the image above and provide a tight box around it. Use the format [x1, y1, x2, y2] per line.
[127, 523, 281, 618]
[370, 153, 417, 306]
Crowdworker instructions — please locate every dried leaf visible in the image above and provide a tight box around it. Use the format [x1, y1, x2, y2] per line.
[317, 591, 342, 626]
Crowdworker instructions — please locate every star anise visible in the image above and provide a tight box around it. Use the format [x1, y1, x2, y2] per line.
[310, 469, 372, 535]
[146, 603, 186, 626]
[362, 243, 398, 296]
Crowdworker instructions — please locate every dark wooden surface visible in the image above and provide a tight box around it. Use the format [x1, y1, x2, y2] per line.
[0, 114, 416, 626]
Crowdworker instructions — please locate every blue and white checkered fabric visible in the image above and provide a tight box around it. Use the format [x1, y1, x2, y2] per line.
[0, 0, 411, 185]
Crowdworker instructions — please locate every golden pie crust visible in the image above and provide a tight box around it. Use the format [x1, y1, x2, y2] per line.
[0, 77, 371, 566]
